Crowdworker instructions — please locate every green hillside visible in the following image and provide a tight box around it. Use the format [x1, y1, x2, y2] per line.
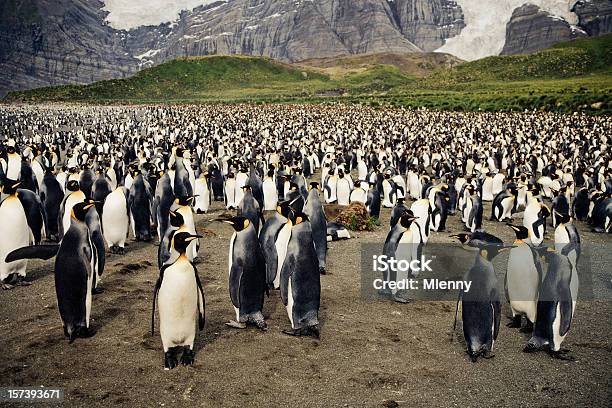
[5, 35, 612, 114]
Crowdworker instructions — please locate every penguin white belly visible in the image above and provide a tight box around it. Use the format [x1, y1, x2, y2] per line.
[551, 303, 567, 351]
[325, 178, 337, 203]
[194, 179, 210, 213]
[102, 190, 129, 247]
[274, 224, 292, 289]
[225, 180, 236, 209]
[158, 264, 198, 351]
[0, 198, 30, 280]
[382, 180, 395, 208]
[492, 174, 505, 196]
[286, 277, 295, 328]
[358, 162, 367, 180]
[408, 174, 420, 200]
[349, 189, 367, 204]
[507, 247, 539, 322]
[336, 179, 351, 206]
[501, 197, 514, 220]
[411, 200, 430, 243]
[392, 176, 406, 199]
[523, 204, 543, 245]
[63, 192, 86, 234]
[228, 233, 240, 321]
[7, 155, 21, 180]
[178, 207, 198, 260]
[262, 179, 278, 211]
[124, 174, 134, 190]
[482, 178, 494, 201]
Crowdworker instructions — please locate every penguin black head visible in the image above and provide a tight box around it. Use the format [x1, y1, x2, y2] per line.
[466, 231, 508, 261]
[219, 216, 251, 232]
[289, 211, 309, 225]
[172, 232, 202, 254]
[276, 200, 292, 218]
[450, 233, 471, 245]
[175, 196, 195, 206]
[7, 146, 16, 154]
[267, 169, 275, 178]
[554, 210, 571, 224]
[539, 204, 551, 218]
[1, 179, 21, 195]
[71, 200, 95, 222]
[241, 184, 252, 192]
[66, 180, 80, 192]
[399, 211, 418, 229]
[309, 182, 320, 191]
[289, 182, 299, 192]
[507, 224, 529, 240]
[169, 210, 185, 228]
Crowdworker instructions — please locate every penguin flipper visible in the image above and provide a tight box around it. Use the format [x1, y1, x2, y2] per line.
[151, 266, 167, 335]
[194, 266, 205, 331]
[229, 264, 243, 310]
[492, 293, 502, 341]
[532, 218, 543, 240]
[5, 244, 60, 262]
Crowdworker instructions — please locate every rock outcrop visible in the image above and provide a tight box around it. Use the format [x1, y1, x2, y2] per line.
[501, 4, 587, 55]
[0, 0, 138, 97]
[1, 0, 467, 95]
[389, 0, 465, 52]
[572, 0, 612, 36]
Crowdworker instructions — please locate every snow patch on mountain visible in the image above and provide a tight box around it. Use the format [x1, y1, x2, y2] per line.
[436, 0, 578, 60]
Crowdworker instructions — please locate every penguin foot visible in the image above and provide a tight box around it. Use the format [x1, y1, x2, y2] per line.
[506, 315, 522, 328]
[392, 292, 411, 304]
[180, 347, 194, 366]
[69, 326, 97, 343]
[92, 287, 105, 295]
[164, 349, 179, 370]
[520, 321, 534, 333]
[282, 325, 320, 339]
[523, 342, 546, 353]
[319, 267, 327, 275]
[1, 283, 15, 290]
[193, 257, 202, 264]
[15, 278, 32, 287]
[225, 320, 247, 329]
[549, 350, 575, 361]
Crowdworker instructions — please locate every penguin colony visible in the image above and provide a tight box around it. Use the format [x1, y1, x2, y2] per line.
[0, 104, 610, 368]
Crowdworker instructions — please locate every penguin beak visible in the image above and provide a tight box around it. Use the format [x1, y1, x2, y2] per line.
[84, 203, 95, 210]
[186, 235, 203, 242]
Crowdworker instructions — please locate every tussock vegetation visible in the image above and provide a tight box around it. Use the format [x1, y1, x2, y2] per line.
[5, 35, 611, 114]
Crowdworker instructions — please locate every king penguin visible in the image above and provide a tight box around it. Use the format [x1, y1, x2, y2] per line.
[304, 182, 328, 274]
[102, 187, 130, 254]
[0, 180, 31, 289]
[152, 232, 205, 369]
[280, 212, 321, 338]
[222, 216, 267, 330]
[505, 224, 541, 332]
[260, 201, 291, 288]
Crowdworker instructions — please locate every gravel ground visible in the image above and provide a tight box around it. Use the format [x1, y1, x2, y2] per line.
[0, 196, 610, 408]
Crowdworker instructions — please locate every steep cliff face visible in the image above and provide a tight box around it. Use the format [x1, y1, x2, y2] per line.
[1, 0, 469, 94]
[389, 0, 465, 51]
[0, 0, 138, 96]
[126, 0, 434, 66]
[572, 0, 612, 36]
[501, 4, 587, 55]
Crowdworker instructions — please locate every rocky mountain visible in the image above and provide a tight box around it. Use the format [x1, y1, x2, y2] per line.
[127, 0, 466, 67]
[0, 0, 138, 96]
[572, 0, 612, 36]
[501, 4, 587, 55]
[0, 0, 465, 95]
[501, 1, 612, 56]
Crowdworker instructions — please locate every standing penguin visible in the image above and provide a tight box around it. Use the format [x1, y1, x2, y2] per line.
[6, 201, 99, 341]
[505, 225, 541, 332]
[102, 187, 130, 254]
[40, 170, 64, 242]
[381, 212, 419, 303]
[304, 182, 327, 274]
[224, 172, 237, 210]
[466, 186, 483, 233]
[238, 185, 263, 232]
[551, 188, 570, 228]
[260, 201, 291, 288]
[336, 169, 352, 206]
[280, 212, 321, 338]
[454, 231, 504, 362]
[221, 216, 267, 330]
[524, 249, 577, 360]
[59, 180, 86, 239]
[554, 211, 581, 267]
[491, 187, 516, 222]
[365, 181, 381, 220]
[152, 232, 205, 369]
[0, 180, 31, 289]
[128, 169, 152, 242]
[193, 172, 211, 214]
[262, 169, 279, 211]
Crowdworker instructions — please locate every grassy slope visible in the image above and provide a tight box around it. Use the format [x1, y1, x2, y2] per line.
[5, 35, 612, 114]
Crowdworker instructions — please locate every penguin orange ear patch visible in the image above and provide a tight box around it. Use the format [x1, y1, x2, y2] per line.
[295, 217, 303, 225]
